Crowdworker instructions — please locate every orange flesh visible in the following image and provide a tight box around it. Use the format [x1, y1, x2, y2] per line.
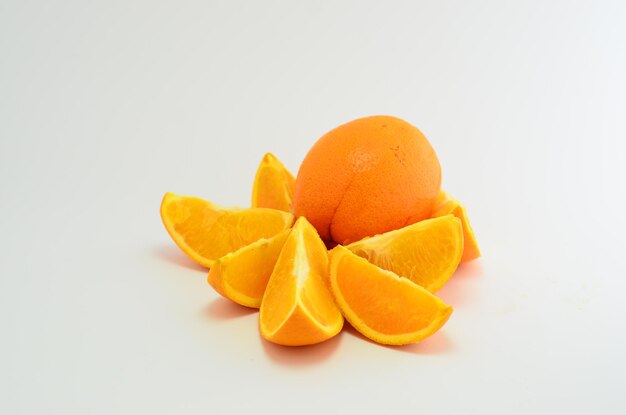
[260, 230, 301, 333]
[329, 246, 452, 345]
[346, 215, 463, 293]
[252, 153, 295, 212]
[431, 191, 481, 263]
[259, 217, 343, 346]
[207, 230, 289, 308]
[160, 192, 293, 267]
[334, 250, 447, 334]
[222, 233, 288, 303]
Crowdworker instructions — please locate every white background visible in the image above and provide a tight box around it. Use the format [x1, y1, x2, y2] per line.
[1, 1, 625, 414]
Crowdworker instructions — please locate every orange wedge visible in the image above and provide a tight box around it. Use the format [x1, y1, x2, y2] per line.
[251, 153, 296, 212]
[259, 217, 343, 346]
[329, 246, 453, 345]
[160, 192, 294, 268]
[207, 230, 289, 308]
[345, 215, 463, 293]
[432, 190, 481, 263]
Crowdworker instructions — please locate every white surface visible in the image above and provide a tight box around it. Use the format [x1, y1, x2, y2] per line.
[1, 1, 625, 414]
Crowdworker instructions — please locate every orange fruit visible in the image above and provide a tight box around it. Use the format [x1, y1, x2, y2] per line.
[329, 245, 453, 345]
[292, 115, 441, 245]
[160, 192, 293, 268]
[432, 191, 481, 263]
[251, 152, 295, 212]
[346, 215, 463, 293]
[259, 217, 343, 346]
[207, 230, 289, 308]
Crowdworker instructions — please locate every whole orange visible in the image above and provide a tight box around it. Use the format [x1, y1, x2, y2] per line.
[292, 115, 441, 245]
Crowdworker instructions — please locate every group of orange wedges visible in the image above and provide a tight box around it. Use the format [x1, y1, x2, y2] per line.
[160, 153, 480, 346]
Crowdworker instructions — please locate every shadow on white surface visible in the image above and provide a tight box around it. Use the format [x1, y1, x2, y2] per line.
[153, 244, 207, 273]
[396, 331, 454, 355]
[342, 322, 454, 355]
[203, 297, 257, 319]
[436, 260, 484, 307]
[261, 331, 342, 365]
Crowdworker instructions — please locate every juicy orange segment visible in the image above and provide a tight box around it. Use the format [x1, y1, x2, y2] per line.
[160, 192, 294, 268]
[208, 230, 290, 308]
[259, 217, 343, 346]
[252, 153, 295, 212]
[432, 190, 481, 263]
[345, 215, 463, 293]
[329, 246, 453, 345]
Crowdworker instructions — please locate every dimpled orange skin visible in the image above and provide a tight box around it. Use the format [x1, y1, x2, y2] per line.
[292, 115, 442, 245]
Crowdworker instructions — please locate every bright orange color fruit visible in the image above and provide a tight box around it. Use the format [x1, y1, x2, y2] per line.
[329, 246, 453, 345]
[160, 192, 294, 268]
[160, 115, 480, 348]
[432, 191, 481, 263]
[207, 230, 289, 308]
[292, 115, 441, 245]
[259, 217, 343, 346]
[251, 153, 295, 212]
[346, 215, 463, 293]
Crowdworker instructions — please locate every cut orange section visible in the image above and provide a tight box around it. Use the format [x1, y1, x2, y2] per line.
[259, 217, 343, 346]
[432, 190, 481, 263]
[329, 246, 453, 345]
[207, 230, 289, 308]
[345, 215, 463, 293]
[160, 192, 294, 268]
[251, 153, 295, 212]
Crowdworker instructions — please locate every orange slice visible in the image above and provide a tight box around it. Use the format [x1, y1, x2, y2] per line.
[432, 190, 481, 263]
[251, 153, 295, 212]
[207, 230, 289, 308]
[345, 215, 463, 293]
[259, 217, 343, 346]
[329, 245, 453, 345]
[160, 192, 294, 268]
